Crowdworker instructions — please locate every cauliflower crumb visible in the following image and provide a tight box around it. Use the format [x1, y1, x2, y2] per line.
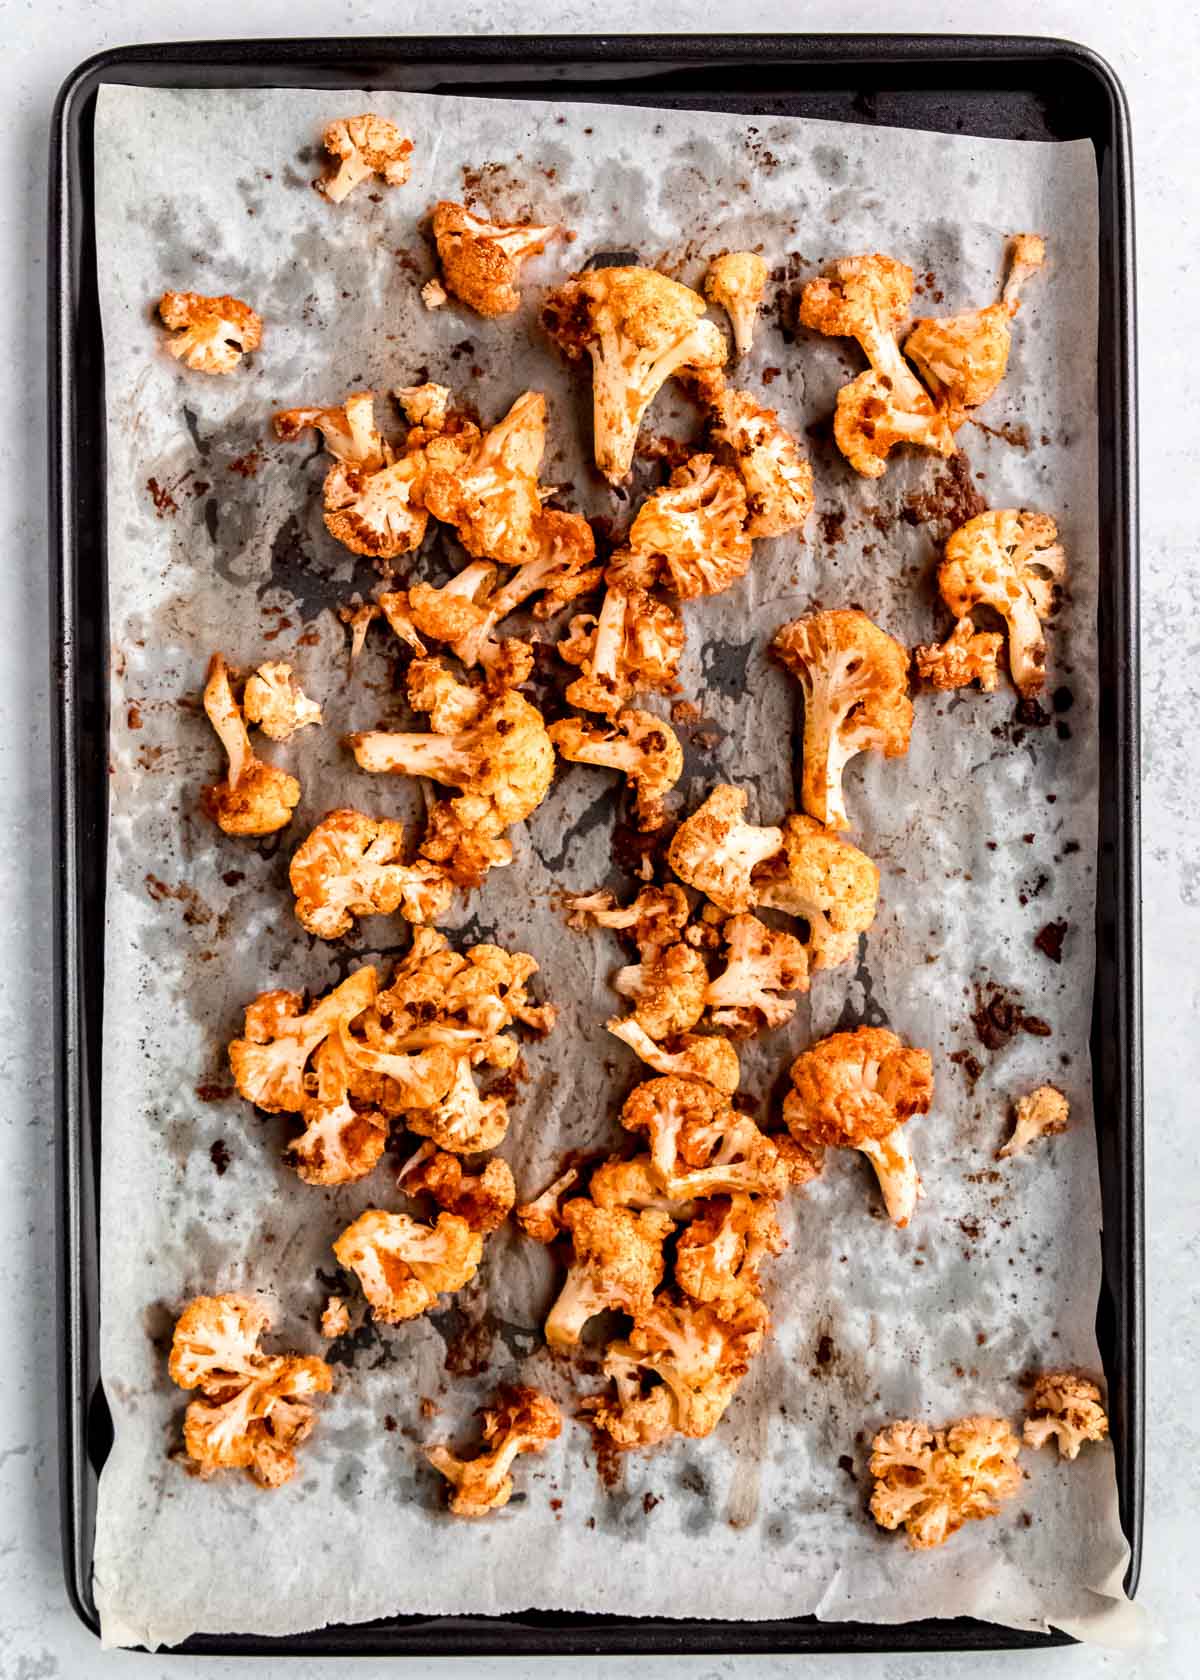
[549, 709, 683, 829]
[242, 662, 322, 742]
[432, 201, 559, 317]
[334, 1208, 483, 1323]
[704, 251, 768, 356]
[158, 290, 261, 375]
[937, 509, 1067, 697]
[1023, 1371, 1108, 1459]
[667, 784, 783, 914]
[321, 1296, 350, 1339]
[316, 114, 413, 203]
[289, 810, 454, 938]
[997, 1084, 1070, 1159]
[426, 1387, 562, 1516]
[422, 277, 448, 310]
[201, 653, 300, 837]
[869, 1416, 1023, 1548]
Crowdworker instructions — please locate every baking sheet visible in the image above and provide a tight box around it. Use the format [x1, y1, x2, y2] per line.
[89, 82, 1141, 1649]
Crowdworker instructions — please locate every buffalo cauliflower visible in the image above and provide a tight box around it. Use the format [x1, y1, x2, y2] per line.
[565, 883, 691, 957]
[622, 454, 752, 598]
[667, 783, 783, 913]
[201, 653, 300, 837]
[158, 290, 261, 375]
[559, 585, 684, 717]
[607, 1017, 741, 1096]
[515, 1163, 581, 1243]
[286, 1032, 388, 1185]
[316, 114, 413, 202]
[914, 616, 1004, 692]
[704, 251, 768, 356]
[703, 912, 810, 1032]
[404, 1149, 516, 1235]
[869, 1416, 1024, 1548]
[753, 814, 880, 969]
[426, 1386, 562, 1516]
[405, 1058, 509, 1153]
[289, 810, 454, 937]
[432, 202, 558, 318]
[1023, 1371, 1108, 1459]
[228, 965, 381, 1114]
[242, 662, 322, 741]
[588, 1155, 694, 1216]
[549, 709, 683, 828]
[701, 384, 814, 539]
[675, 1192, 784, 1311]
[333, 1208, 483, 1323]
[420, 390, 547, 565]
[544, 1199, 675, 1348]
[937, 509, 1067, 696]
[997, 1083, 1070, 1159]
[613, 940, 709, 1041]
[619, 1075, 734, 1183]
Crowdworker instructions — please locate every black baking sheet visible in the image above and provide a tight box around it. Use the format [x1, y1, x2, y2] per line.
[48, 33, 1141, 1656]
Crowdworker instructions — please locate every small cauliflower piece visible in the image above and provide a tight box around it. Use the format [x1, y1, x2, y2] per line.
[544, 1199, 675, 1348]
[1023, 1371, 1108, 1459]
[402, 563, 496, 647]
[753, 813, 880, 970]
[426, 1386, 562, 1516]
[703, 384, 814, 539]
[421, 391, 548, 566]
[243, 662, 322, 741]
[772, 609, 913, 831]
[405, 1150, 516, 1235]
[619, 1075, 734, 1184]
[588, 1154, 694, 1216]
[158, 290, 261, 375]
[565, 883, 691, 958]
[515, 1163, 580, 1243]
[201, 654, 300, 837]
[583, 1362, 677, 1450]
[419, 802, 515, 889]
[704, 913, 810, 1033]
[869, 1416, 1024, 1549]
[784, 1026, 933, 1226]
[541, 266, 727, 482]
[405, 1058, 509, 1153]
[290, 810, 454, 938]
[395, 381, 452, 430]
[273, 389, 391, 468]
[998, 1084, 1070, 1159]
[446, 510, 601, 670]
[228, 965, 380, 1114]
[320, 1296, 350, 1339]
[624, 455, 752, 599]
[914, 617, 1004, 692]
[937, 509, 1067, 696]
[316, 114, 413, 203]
[432, 202, 558, 318]
[667, 784, 783, 914]
[654, 1107, 787, 1203]
[559, 585, 684, 717]
[608, 1018, 741, 1096]
[613, 940, 709, 1041]
[675, 1191, 785, 1310]
[704, 252, 768, 356]
[333, 1208, 483, 1323]
[287, 1032, 388, 1185]
[549, 709, 683, 828]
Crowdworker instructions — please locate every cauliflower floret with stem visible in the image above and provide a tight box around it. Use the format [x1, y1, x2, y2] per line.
[432, 202, 559, 318]
[1023, 1371, 1108, 1459]
[937, 509, 1067, 696]
[316, 113, 413, 202]
[667, 784, 783, 914]
[242, 662, 322, 742]
[564, 883, 691, 957]
[589, 1155, 694, 1216]
[904, 234, 1046, 427]
[405, 1058, 509, 1153]
[405, 655, 487, 734]
[619, 1075, 734, 1182]
[323, 454, 429, 561]
[607, 1017, 741, 1096]
[289, 810, 455, 938]
[559, 586, 684, 717]
[515, 1163, 580, 1243]
[772, 609, 913, 831]
[702, 384, 814, 539]
[419, 802, 515, 889]
[675, 1192, 785, 1310]
[541, 266, 727, 482]
[287, 1032, 388, 1185]
[784, 1026, 933, 1226]
[613, 940, 709, 1041]
[228, 965, 379, 1115]
[656, 1109, 788, 1203]
[273, 389, 390, 470]
[752, 813, 880, 970]
[396, 564, 495, 647]
[914, 617, 1004, 692]
[869, 1416, 1024, 1548]
[445, 512, 600, 669]
[549, 709, 683, 829]
[394, 381, 452, 431]
[426, 1386, 562, 1516]
[544, 1199, 675, 1348]
[333, 1208, 484, 1323]
[704, 251, 768, 356]
[201, 654, 300, 837]
[997, 1083, 1070, 1159]
[583, 1360, 677, 1450]
[158, 290, 261, 374]
[624, 455, 752, 599]
[704, 913, 810, 1032]
[421, 391, 548, 565]
[403, 1149, 516, 1234]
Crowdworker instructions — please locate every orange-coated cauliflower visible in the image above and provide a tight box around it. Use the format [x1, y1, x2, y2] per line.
[158, 290, 261, 374]
[772, 609, 913, 830]
[169, 1295, 332, 1488]
[515, 1163, 580, 1243]
[543, 1199, 675, 1348]
[703, 384, 814, 539]
[369, 925, 553, 1061]
[1023, 1371, 1108, 1460]
[333, 1208, 483, 1323]
[426, 1386, 562, 1516]
[588, 1155, 693, 1216]
[667, 783, 783, 913]
[321, 1296, 350, 1338]
[404, 1149, 516, 1235]
[242, 662, 322, 741]
[420, 391, 548, 566]
[869, 1416, 1024, 1548]
[290, 810, 454, 938]
[753, 813, 880, 969]
[784, 1026, 933, 1226]
[622, 455, 752, 599]
[703, 912, 810, 1032]
[937, 509, 1067, 697]
[565, 882, 691, 957]
[286, 1032, 389, 1186]
[228, 965, 381, 1114]
[559, 585, 684, 717]
[432, 202, 558, 318]
[612, 940, 709, 1041]
[607, 1017, 741, 1096]
[549, 709, 683, 828]
[704, 251, 768, 357]
[419, 803, 516, 890]
[675, 1192, 784, 1311]
[404, 1059, 509, 1153]
[619, 1075, 733, 1183]
[316, 113, 413, 202]
[914, 616, 1004, 692]
[541, 266, 727, 481]
[998, 1084, 1070, 1159]
[201, 653, 300, 837]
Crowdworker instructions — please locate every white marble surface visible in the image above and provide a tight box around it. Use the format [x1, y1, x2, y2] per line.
[0, 1, 1193, 1675]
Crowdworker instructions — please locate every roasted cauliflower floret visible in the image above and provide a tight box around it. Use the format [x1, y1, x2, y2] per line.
[420, 391, 548, 565]
[753, 813, 880, 969]
[784, 1026, 933, 1226]
[667, 784, 783, 914]
[704, 913, 810, 1033]
[201, 653, 300, 837]
[169, 1295, 332, 1488]
[419, 803, 515, 889]
[333, 1208, 483, 1323]
[426, 1387, 562, 1516]
[432, 202, 558, 318]
[607, 1018, 741, 1096]
[228, 965, 382, 1114]
[287, 1032, 388, 1185]
[619, 1075, 734, 1183]
[1023, 1371, 1109, 1460]
[588, 1154, 693, 1215]
[544, 1199, 675, 1348]
[541, 266, 727, 482]
[273, 388, 390, 469]
[515, 1163, 580, 1243]
[401, 563, 495, 648]
[565, 883, 691, 958]
[773, 609, 913, 830]
[704, 251, 768, 357]
[549, 709, 683, 828]
[624, 455, 752, 599]
[703, 384, 814, 539]
[937, 509, 1067, 696]
[559, 586, 684, 717]
[914, 616, 1004, 692]
[405, 1059, 509, 1153]
[675, 1191, 784, 1310]
[290, 810, 454, 937]
[583, 1362, 676, 1450]
[657, 1110, 787, 1203]
[404, 1149, 516, 1235]
[869, 1416, 1024, 1549]
[395, 381, 452, 430]
[242, 662, 322, 741]
[613, 940, 709, 1041]
[997, 1083, 1070, 1159]
[316, 113, 413, 202]
[321, 1296, 350, 1339]
[158, 289, 261, 374]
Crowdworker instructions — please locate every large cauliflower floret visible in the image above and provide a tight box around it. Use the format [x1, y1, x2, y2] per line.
[619, 1075, 734, 1185]
[998, 1083, 1070, 1159]
[201, 654, 300, 837]
[704, 251, 768, 357]
[420, 391, 548, 566]
[515, 1163, 580, 1243]
[426, 1386, 562, 1516]
[242, 662, 322, 742]
[613, 941, 709, 1041]
[228, 966, 380, 1114]
[667, 784, 783, 914]
[287, 1031, 389, 1185]
[544, 1199, 675, 1348]
[289, 810, 454, 938]
[169, 1295, 332, 1488]
[316, 114, 413, 202]
[904, 234, 1046, 428]
[784, 1026, 933, 1227]
[623, 455, 752, 599]
[656, 1109, 787, 1203]
[565, 883, 691, 959]
[1023, 1371, 1109, 1460]
[675, 1192, 785, 1311]
[549, 709, 683, 828]
[333, 1208, 484, 1323]
[404, 1149, 517, 1235]
[869, 1416, 1024, 1549]
[773, 609, 914, 831]
[607, 1017, 741, 1096]
[559, 586, 685, 717]
[432, 202, 559, 318]
[158, 290, 261, 374]
[704, 385, 814, 539]
[937, 509, 1067, 697]
[914, 616, 1004, 693]
[703, 912, 810, 1033]
[753, 813, 880, 969]
[541, 266, 727, 481]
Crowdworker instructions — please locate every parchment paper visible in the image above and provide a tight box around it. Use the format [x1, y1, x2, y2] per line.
[89, 83, 1141, 1649]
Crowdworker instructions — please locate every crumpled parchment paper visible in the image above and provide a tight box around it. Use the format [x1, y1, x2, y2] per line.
[89, 82, 1141, 1650]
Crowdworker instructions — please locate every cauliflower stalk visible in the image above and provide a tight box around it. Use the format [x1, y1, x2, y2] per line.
[432, 201, 559, 318]
[936, 509, 1067, 696]
[201, 653, 301, 837]
[158, 290, 261, 375]
[869, 1416, 1024, 1548]
[316, 114, 413, 202]
[426, 1387, 562, 1516]
[704, 251, 768, 356]
[333, 1208, 483, 1322]
[549, 709, 683, 829]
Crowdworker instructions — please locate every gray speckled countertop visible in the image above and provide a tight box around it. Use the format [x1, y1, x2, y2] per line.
[1, 3, 1194, 1675]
